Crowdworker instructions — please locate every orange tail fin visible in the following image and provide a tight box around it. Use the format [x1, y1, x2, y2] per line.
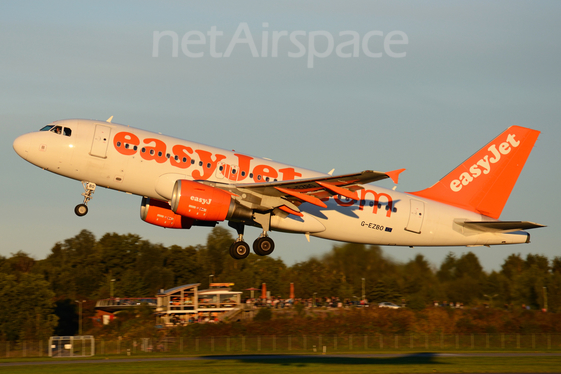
[409, 126, 540, 219]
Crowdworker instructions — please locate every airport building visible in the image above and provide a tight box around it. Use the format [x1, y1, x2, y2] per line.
[95, 283, 243, 326]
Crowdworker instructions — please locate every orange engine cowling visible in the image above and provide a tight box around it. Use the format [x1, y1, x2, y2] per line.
[140, 197, 194, 229]
[171, 180, 252, 222]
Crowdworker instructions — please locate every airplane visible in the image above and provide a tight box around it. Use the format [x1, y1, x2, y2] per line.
[13, 118, 545, 259]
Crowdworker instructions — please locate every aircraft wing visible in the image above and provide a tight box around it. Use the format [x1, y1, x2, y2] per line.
[202, 169, 405, 216]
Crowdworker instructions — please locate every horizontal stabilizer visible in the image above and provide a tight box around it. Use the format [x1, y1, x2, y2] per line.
[459, 220, 546, 232]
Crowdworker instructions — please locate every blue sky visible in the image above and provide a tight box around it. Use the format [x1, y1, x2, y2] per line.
[1, 1, 559, 271]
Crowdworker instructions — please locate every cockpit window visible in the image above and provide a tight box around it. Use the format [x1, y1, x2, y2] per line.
[44, 125, 72, 137]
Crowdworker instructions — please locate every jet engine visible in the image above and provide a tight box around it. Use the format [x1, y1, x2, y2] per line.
[171, 180, 252, 222]
[140, 197, 194, 229]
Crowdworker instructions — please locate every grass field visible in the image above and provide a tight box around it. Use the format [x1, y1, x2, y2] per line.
[0, 353, 560, 373]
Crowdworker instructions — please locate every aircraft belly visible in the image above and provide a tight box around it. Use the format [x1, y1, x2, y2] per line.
[302, 197, 412, 245]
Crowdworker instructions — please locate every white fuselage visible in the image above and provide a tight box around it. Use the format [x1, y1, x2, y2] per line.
[13, 119, 530, 247]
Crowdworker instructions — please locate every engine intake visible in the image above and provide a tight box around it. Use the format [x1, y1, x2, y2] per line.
[171, 180, 252, 222]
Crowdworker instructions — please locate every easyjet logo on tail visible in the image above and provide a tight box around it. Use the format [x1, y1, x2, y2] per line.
[450, 133, 520, 192]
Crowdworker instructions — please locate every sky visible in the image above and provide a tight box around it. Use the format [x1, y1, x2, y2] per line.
[1, 1, 560, 272]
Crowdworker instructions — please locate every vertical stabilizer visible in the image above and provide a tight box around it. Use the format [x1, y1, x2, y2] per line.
[409, 126, 540, 219]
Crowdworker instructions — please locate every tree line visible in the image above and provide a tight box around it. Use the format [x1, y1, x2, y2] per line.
[1, 227, 560, 340]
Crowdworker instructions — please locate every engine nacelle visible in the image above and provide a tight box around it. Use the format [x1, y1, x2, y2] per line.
[171, 180, 252, 222]
[140, 197, 194, 229]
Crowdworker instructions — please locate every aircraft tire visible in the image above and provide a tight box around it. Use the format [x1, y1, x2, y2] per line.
[74, 204, 88, 217]
[229, 241, 250, 260]
[253, 237, 275, 256]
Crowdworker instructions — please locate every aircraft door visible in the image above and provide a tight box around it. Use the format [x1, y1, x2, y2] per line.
[405, 199, 424, 234]
[90, 124, 111, 158]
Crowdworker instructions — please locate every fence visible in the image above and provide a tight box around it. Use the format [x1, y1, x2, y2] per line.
[1, 334, 561, 357]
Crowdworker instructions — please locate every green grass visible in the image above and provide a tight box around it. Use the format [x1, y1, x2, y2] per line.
[0, 354, 560, 373]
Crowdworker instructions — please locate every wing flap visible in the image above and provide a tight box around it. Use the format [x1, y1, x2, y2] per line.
[275, 186, 328, 208]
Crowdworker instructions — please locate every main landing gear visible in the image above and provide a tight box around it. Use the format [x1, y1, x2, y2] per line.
[228, 220, 275, 260]
[74, 182, 96, 217]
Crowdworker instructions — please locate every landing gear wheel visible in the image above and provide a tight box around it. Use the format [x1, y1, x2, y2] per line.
[74, 204, 88, 217]
[253, 237, 275, 256]
[229, 241, 250, 260]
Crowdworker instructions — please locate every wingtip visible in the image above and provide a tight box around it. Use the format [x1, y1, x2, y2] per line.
[386, 168, 406, 184]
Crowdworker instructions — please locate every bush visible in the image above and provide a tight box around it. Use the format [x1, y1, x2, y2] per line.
[407, 294, 426, 311]
[253, 307, 272, 321]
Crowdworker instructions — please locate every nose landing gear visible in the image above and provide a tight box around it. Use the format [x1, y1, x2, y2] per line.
[75, 182, 96, 217]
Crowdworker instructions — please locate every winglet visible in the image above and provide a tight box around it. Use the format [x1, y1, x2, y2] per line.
[385, 169, 406, 184]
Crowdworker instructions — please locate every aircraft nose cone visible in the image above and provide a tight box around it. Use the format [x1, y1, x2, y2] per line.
[13, 134, 30, 160]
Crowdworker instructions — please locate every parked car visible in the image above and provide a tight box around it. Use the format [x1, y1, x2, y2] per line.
[378, 302, 400, 309]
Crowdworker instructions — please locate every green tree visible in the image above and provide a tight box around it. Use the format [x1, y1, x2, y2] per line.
[165, 245, 204, 285]
[369, 280, 388, 303]
[437, 252, 457, 282]
[34, 230, 102, 299]
[454, 252, 484, 280]
[202, 226, 234, 279]
[288, 258, 334, 298]
[98, 232, 142, 280]
[552, 257, 561, 274]
[0, 273, 58, 340]
[322, 244, 397, 295]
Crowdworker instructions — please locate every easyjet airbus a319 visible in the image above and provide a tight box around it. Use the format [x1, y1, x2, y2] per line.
[13, 118, 545, 259]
